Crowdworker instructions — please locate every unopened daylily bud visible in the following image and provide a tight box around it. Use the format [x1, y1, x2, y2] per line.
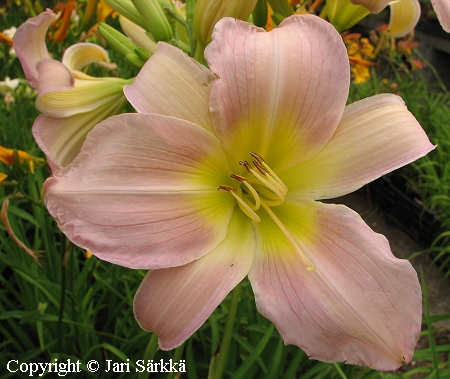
[323, 0, 370, 32]
[104, 0, 146, 29]
[130, 0, 173, 42]
[98, 22, 138, 58]
[193, 0, 258, 47]
[135, 47, 151, 61]
[119, 15, 157, 54]
[125, 52, 146, 67]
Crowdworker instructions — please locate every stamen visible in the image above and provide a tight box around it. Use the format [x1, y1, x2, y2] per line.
[242, 181, 261, 210]
[260, 200, 315, 272]
[250, 152, 265, 163]
[260, 162, 288, 194]
[253, 160, 267, 175]
[249, 168, 285, 203]
[230, 174, 247, 182]
[250, 151, 288, 196]
[239, 160, 253, 173]
[218, 185, 260, 222]
[231, 174, 261, 210]
[217, 185, 234, 192]
[218, 185, 235, 192]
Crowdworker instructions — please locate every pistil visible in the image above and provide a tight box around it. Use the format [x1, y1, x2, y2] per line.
[260, 201, 316, 272]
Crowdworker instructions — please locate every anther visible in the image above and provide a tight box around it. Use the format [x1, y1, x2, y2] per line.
[238, 160, 253, 173]
[253, 160, 267, 175]
[218, 185, 235, 192]
[231, 174, 248, 182]
[250, 152, 264, 163]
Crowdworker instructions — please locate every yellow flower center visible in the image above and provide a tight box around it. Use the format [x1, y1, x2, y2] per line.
[219, 152, 315, 272]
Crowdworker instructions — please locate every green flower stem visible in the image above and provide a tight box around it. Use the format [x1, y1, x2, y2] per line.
[166, 343, 185, 379]
[163, 5, 195, 57]
[138, 333, 159, 379]
[210, 281, 242, 379]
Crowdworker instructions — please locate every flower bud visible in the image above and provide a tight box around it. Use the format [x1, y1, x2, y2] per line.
[130, 0, 173, 42]
[193, 0, 258, 48]
[98, 22, 144, 65]
[104, 0, 146, 29]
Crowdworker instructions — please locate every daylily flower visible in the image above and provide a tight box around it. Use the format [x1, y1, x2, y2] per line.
[0, 146, 46, 173]
[326, 0, 420, 37]
[353, 0, 450, 33]
[13, 9, 130, 171]
[44, 15, 434, 370]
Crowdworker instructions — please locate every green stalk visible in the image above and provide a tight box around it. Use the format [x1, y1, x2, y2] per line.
[57, 240, 70, 352]
[333, 363, 349, 379]
[166, 343, 185, 379]
[209, 282, 242, 379]
[421, 268, 440, 379]
[138, 333, 159, 379]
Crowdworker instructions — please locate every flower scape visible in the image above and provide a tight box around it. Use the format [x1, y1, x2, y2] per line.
[35, 13, 435, 371]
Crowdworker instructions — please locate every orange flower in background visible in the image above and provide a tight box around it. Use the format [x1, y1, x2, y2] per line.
[50, 1, 76, 42]
[343, 33, 377, 83]
[0, 146, 45, 173]
[0, 31, 13, 46]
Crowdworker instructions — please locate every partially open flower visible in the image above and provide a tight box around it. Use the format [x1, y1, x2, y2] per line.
[351, 0, 448, 35]
[13, 9, 130, 171]
[326, 0, 420, 37]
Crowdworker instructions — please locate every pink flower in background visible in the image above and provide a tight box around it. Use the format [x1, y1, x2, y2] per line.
[44, 15, 434, 370]
[13, 10, 130, 171]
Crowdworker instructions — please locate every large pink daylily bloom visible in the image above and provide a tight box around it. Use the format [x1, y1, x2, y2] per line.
[44, 15, 434, 370]
[13, 9, 130, 171]
[353, 0, 450, 33]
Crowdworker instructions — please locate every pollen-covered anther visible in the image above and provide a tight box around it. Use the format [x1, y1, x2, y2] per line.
[253, 160, 267, 175]
[230, 174, 248, 182]
[238, 160, 253, 172]
[217, 185, 235, 192]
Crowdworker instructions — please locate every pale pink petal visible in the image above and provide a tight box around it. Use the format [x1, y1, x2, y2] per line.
[124, 43, 215, 134]
[35, 59, 74, 97]
[32, 92, 127, 171]
[206, 15, 350, 171]
[351, 0, 389, 13]
[431, 0, 450, 32]
[134, 210, 255, 350]
[61, 43, 110, 71]
[44, 113, 235, 269]
[283, 94, 435, 199]
[249, 199, 421, 370]
[13, 9, 55, 87]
